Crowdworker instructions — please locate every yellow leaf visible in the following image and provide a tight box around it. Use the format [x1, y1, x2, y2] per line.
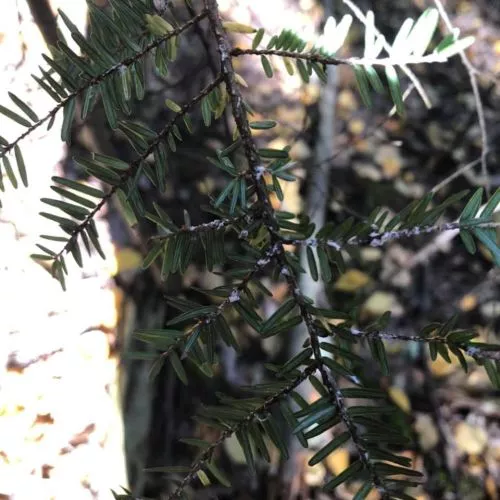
[362, 291, 403, 318]
[334, 269, 371, 293]
[165, 98, 182, 113]
[455, 421, 487, 455]
[115, 247, 143, 274]
[414, 413, 439, 452]
[388, 386, 411, 413]
[375, 144, 402, 179]
[348, 118, 365, 136]
[326, 448, 350, 477]
[197, 469, 211, 486]
[303, 452, 326, 486]
[459, 294, 477, 312]
[234, 72, 248, 88]
[145, 14, 174, 36]
[222, 21, 256, 34]
[428, 354, 457, 377]
[283, 57, 295, 75]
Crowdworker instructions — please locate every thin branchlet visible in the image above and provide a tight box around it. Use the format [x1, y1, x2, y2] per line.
[289, 220, 500, 250]
[231, 47, 450, 67]
[160, 241, 281, 361]
[166, 362, 319, 499]
[149, 214, 246, 241]
[53, 75, 223, 262]
[349, 326, 500, 361]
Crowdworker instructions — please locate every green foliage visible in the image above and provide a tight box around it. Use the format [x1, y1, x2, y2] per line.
[1, 1, 499, 499]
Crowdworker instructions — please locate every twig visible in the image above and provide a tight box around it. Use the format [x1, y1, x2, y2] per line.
[149, 215, 245, 241]
[231, 47, 451, 68]
[289, 221, 500, 251]
[432, 157, 482, 194]
[285, 13, 338, 486]
[433, 0, 490, 194]
[347, 326, 500, 361]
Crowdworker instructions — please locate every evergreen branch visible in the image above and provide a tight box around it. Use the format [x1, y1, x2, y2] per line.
[291, 220, 500, 250]
[348, 326, 500, 362]
[159, 241, 281, 361]
[166, 362, 318, 499]
[278, 262, 391, 497]
[231, 47, 450, 67]
[149, 214, 246, 241]
[205, 1, 390, 495]
[204, 0, 279, 235]
[52, 75, 223, 261]
[0, 9, 208, 160]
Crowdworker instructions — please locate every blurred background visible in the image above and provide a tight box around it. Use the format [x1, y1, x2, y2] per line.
[0, 0, 499, 498]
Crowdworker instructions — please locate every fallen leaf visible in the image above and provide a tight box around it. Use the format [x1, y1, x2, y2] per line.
[428, 354, 457, 378]
[325, 447, 349, 476]
[375, 145, 402, 179]
[388, 386, 411, 413]
[337, 89, 358, 114]
[362, 291, 403, 318]
[485, 474, 498, 500]
[414, 413, 439, 451]
[459, 294, 478, 312]
[289, 140, 310, 161]
[361, 247, 382, 262]
[334, 269, 372, 293]
[303, 452, 326, 486]
[455, 421, 487, 455]
[348, 118, 365, 136]
[114, 247, 142, 274]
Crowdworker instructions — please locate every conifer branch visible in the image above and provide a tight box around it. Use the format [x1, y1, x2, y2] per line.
[0, 9, 208, 160]
[205, 0, 390, 494]
[231, 47, 451, 67]
[52, 75, 223, 261]
[5, 1, 498, 497]
[342, 0, 432, 108]
[159, 241, 281, 361]
[149, 214, 246, 241]
[166, 362, 318, 500]
[347, 326, 500, 362]
[277, 257, 391, 497]
[204, 0, 279, 234]
[292, 220, 500, 250]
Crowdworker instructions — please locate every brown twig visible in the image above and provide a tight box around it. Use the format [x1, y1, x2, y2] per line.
[433, 0, 490, 195]
[231, 47, 450, 68]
